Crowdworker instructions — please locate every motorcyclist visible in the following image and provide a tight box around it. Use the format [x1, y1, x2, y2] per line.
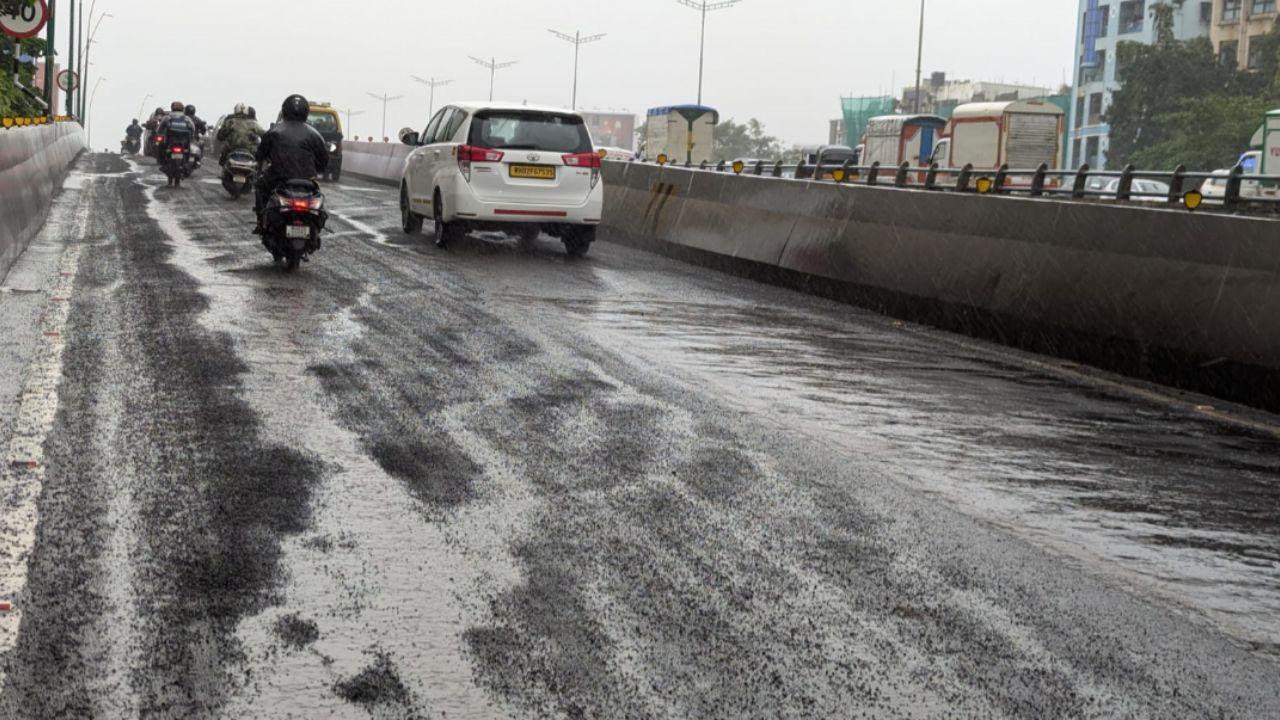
[183, 104, 208, 136]
[216, 102, 265, 163]
[254, 94, 328, 234]
[144, 107, 166, 157]
[124, 119, 143, 151]
[157, 101, 194, 144]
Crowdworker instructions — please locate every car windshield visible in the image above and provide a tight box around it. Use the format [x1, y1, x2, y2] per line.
[469, 111, 592, 154]
[307, 112, 339, 135]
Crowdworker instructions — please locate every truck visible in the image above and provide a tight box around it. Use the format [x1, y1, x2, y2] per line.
[861, 115, 947, 171]
[940, 100, 1064, 173]
[645, 105, 719, 166]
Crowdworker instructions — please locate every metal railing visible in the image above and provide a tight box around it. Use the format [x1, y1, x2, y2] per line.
[634, 156, 1280, 214]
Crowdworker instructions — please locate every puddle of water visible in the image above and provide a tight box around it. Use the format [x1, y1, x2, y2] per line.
[550, 297, 1280, 651]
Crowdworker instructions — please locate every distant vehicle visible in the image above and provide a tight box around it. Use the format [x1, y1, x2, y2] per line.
[278, 102, 344, 182]
[1200, 169, 1230, 204]
[796, 144, 858, 180]
[597, 146, 635, 162]
[944, 100, 1064, 176]
[645, 105, 718, 166]
[861, 115, 947, 172]
[1102, 178, 1171, 202]
[398, 102, 603, 257]
[262, 180, 328, 271]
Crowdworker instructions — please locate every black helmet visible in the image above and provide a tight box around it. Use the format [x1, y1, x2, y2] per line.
[248, 106, 257, 119]
[184, 105, 197, 117]
[281, 94, 309, 122]
[131, 118, 138, 124]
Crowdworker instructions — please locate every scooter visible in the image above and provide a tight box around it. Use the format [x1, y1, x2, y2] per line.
[261, 178, 328, 271]
[121, 136, 141, 155]
[221, 149, 256, 199]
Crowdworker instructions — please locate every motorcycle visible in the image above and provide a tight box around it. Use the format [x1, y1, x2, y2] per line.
[185, 134, 206, 177]
[261, 178, 327, 271]
[221, 149, 256, 199]
[158, 135, 192, 187]
[121, 136, 141, 155]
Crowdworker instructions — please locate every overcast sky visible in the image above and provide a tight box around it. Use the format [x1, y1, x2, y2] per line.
[70, 0, 1077, 148]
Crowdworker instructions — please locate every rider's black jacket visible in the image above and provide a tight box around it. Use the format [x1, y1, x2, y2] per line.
[125, 123, 143, 139]
[255, 119, 329, 183]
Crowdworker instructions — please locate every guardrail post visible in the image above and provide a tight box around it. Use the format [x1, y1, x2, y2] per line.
[1030, 163, 1048, 197]
[925, 162, 939, 190]
[1168, 164, 1186, 204]
[1116, 164, 1135, 201]
[1225, 164, 1244, 207]
[840, 158, 853, 184]
[956, 163, 973, 192]
[699, 160, 707, 170]
[716, 159, 725, 172]
[895, 161, 910, 188]
[867, 161, 881, 186]
[796, 159, 806, 179]
[993, 164, 1009, 194]
[1072, 164, 1090, 199]
[772, 160, 783, 178]
[754, 160, 765, 176]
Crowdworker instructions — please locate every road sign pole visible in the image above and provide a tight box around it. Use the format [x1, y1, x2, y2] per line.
[65, 0, 74, 116]
[43, 0, 56, 113]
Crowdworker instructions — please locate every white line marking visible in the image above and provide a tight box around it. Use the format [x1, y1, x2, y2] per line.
[0, 244, 82, 668]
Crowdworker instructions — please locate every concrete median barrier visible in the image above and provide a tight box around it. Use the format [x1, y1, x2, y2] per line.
[0, 122, 86, 282]
[600, 161, 1280, 410]
[342, 141, 409, 186]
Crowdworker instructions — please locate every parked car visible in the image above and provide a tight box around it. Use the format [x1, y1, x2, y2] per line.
[796, 144, 859, 180]
[1200, 170, 1230, 204]
[398, 102, 603, 256]
[1102, 178, 1172, 202]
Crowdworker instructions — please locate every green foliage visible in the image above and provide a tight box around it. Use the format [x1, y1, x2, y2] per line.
[1105, 4, 1280, 169]
[0, 35, 47, 118]
[714, 118, 784, 161]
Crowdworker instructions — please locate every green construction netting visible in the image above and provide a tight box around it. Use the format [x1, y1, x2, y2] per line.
[841, 96, 895, 147]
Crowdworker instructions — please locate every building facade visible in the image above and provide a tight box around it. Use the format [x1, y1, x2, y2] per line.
[1067, 0, 1212, 169]
[1210, 0, 1279, 70]
[903, 76, 1054, 119]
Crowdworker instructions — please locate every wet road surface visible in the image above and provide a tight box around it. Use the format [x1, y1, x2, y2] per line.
[0, 153, 1277, 718]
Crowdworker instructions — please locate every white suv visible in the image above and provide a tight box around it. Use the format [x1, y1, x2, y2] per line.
[398, 102, 604, 256]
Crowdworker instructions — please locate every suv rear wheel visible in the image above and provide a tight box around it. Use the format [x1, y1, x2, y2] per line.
[401, 185, 423, 234]
[433, 192, 464, 249]
[563, 226, 595, 258]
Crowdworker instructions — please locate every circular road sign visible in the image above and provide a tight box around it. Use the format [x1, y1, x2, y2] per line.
[0, 0, 50, 40]
[56, 69, 78, 92]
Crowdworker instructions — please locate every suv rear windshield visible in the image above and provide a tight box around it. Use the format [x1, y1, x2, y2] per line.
[469, 111, 592, 154]
[307, 112, 340, 135]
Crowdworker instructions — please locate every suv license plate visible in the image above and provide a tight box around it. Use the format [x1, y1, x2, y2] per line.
[509, 164, 556, 180]
[286, 225, 309, 239]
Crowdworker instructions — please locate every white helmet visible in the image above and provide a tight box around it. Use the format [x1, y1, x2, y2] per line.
[234, 102, 247, 116]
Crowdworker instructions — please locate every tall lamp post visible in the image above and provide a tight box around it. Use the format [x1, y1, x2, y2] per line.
[41, 0, 56, 112]
[64, 0, 74, 116]
[80, 10, 111, 119]
[677, 0, 741, 106]
[547, 29, 605, 110]
[335, 107, 365, 139]
[136, 93, 152, 120]
[85, 76, 104, 147]
[914, 0, 925, 114]
[469, 56, 517, 102]
[410, 75, 453, 120]
[365, 92, 403, 141]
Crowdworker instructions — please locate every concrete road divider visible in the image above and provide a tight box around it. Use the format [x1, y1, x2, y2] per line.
[0, 122, 85, 282]
[342, 141, 410, 186]
[601, 161, 1280, 410]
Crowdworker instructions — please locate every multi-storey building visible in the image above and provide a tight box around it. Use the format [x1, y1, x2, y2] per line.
[1067, 1, 1212, 169]
[1210, 0, 1279, 69]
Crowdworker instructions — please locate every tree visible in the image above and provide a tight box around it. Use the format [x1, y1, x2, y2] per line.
[713, 118, 784, 161]
[1127, 95, 1272, 169]
[1, 35, 47, 118]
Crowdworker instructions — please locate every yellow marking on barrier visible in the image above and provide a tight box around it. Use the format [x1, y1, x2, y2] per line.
[832, 169, 847, 184]
[732, 160, 745, 175]
[976, 177, 994, 194]
[1183, 190, 1203, 211]
[657, 153, 668, 166]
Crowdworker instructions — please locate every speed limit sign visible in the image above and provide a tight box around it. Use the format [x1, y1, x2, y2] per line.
[0, 0, 50, 40]
[57, 69, 78, 92]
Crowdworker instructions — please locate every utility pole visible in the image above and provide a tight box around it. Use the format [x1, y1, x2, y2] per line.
[86, 76, 103, 146]
[677, 0, 741, 106]
[914, 0, 925, 114]
[410, 75, 453, 119]
[469, 56, 517, 102]
[547, 29, 605, 110]
[136, 93, 152, 120]
[78, 0, 93, 118]
[42, 0, 56, 114]
[365, 92, 403, 141]
[80, 10, 110, 121]
[65, 0, 74, 117]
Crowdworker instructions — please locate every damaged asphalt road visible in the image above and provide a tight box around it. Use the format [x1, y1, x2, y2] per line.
[0, 154, 1276, 718]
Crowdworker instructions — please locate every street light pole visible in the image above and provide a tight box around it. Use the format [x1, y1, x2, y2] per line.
[914, 0, 925, 114]
[86, 76, 104, 147]
[42, 0, 56, 113]
[677, 0, 741, 106]
[80, 11, 111, 121]
[411, 75, 453, 119]
[469, 56, 517, 102]
[78, 0, 93, 117]
[548, 29, 605, 110]
[335, 107, 365, 139]
[365, 92, 403, 141]
[65, 0, 74, 117]
[136, 94, 152, 120]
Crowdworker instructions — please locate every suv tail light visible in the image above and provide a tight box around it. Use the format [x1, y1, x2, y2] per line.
[563, 152, 602, 188]
[458, 144, 505, 182]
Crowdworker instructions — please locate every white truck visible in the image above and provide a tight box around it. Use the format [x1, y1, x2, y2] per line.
[940, 100, 1064, 172]
[862, 114, 947, 170]
[645, 105, 719, 166]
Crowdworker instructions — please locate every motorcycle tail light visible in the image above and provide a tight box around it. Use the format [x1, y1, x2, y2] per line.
[170, 146, 183, 153]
